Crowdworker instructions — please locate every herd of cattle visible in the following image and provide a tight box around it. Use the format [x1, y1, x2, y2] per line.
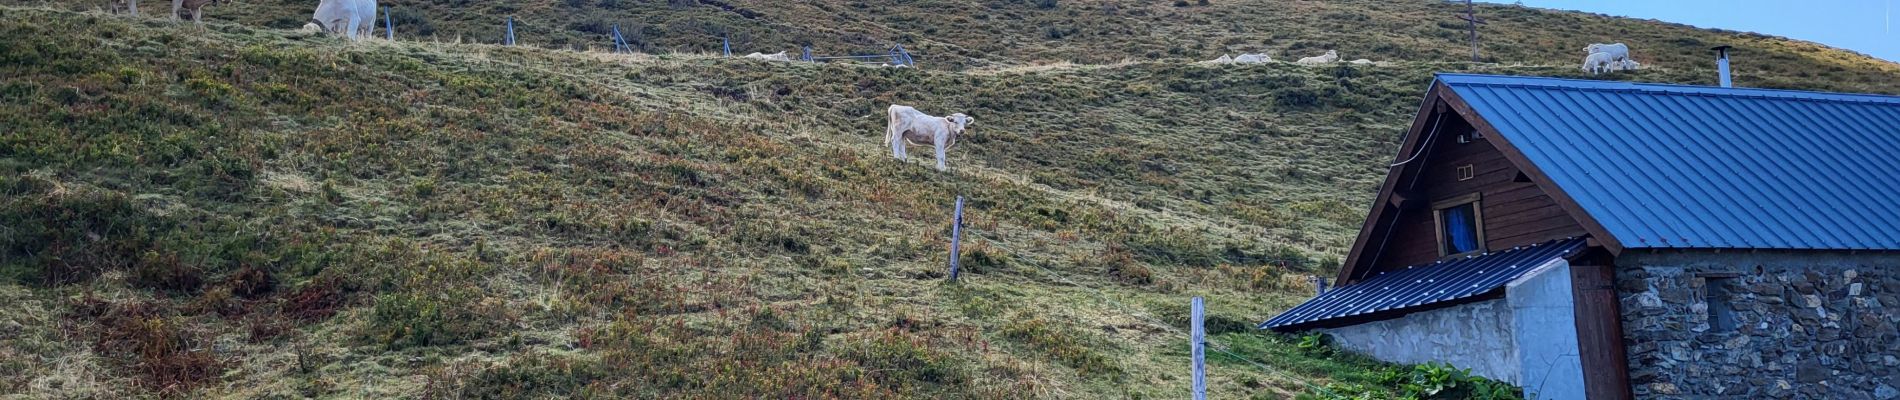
[111, 0, 380, 39]
[1202, 49, 1375, 66]
[1581, 42, 1640, 74]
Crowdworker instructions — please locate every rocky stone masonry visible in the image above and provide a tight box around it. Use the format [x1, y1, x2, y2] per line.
[1616, 252, 1900, 399]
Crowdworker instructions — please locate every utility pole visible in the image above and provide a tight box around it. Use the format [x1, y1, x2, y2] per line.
[1455, 0, 1487, 62]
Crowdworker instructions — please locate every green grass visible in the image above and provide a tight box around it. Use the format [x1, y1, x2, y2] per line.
[1, 2, 1895, 399]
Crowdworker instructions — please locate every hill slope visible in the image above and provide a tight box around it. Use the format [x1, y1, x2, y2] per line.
[2, 2, 1897, 399]
[15, 0, 1900, 92]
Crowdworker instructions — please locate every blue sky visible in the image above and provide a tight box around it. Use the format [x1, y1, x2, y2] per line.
[1492, 0, 1898, 62]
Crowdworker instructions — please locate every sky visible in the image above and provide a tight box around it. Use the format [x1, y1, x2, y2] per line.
[1492, 0, 1899, 62]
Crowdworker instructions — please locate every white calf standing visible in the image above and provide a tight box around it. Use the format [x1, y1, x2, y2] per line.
[886, 105, 974, 172]
[1582, 52, 1618, 74]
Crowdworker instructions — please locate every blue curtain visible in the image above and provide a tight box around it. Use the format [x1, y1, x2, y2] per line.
[1445, 206, 1478, 253]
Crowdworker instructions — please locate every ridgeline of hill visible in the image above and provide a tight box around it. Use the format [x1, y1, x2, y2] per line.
[1, 1, 1896, 399]
[13, 0, 1900, 90]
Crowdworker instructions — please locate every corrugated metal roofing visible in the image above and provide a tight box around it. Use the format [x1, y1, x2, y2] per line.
[1261, 238, 1584, 331]
[1438, 73, 1900, 250]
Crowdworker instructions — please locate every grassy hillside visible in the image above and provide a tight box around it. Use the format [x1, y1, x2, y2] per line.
[2, 1, 1897, 399]
[16, 0, 1900, 92]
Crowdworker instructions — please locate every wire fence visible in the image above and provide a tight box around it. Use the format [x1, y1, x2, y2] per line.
[974, 236, 1343, 398]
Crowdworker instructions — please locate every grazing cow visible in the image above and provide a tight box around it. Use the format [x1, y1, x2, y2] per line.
[1585, 43, 1630, 62]
[1203, 54, 1234, 64]
[1233, 53, 1271, 63]
[743, 51, 791, 61]
[1619, 59, 1641, 70]
[1296, 50, 1339, 65]
[170, 0, 221, 23]
[886, 105, 974, 172]
[1349, 59, 1374, 65]
[306, 0, 378, 39]
[1581, 52, 1618, 74]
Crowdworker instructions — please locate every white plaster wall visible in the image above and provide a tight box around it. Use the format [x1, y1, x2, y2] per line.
[1506, 259, 1586, 400]
[1321, 297, 1522, 384]
[1317, 258, 1588, 399]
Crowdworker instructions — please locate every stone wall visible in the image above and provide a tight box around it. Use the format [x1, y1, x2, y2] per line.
[1616, 252, 1900, 399]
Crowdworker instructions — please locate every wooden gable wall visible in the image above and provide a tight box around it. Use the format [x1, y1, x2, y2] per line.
[1351, 101, 1590, 277]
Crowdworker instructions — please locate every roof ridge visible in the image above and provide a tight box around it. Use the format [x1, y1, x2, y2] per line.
[1434, 73, 1900, 106]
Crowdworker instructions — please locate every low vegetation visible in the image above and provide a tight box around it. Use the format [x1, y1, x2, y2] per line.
[1, 0, 1894, 398]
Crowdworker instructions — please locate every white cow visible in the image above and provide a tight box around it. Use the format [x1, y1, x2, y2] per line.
[886, 105, 974, 172]
[305, 0, 378, 40]
[1585, 43, 1630, 63]
[1581, 52, 1618, 74]
[1620, 59, 1641, 70]
[1202, 54, 1234, 64]
[1233, 53, 1271, 63]
[1349, 59, 1374, 65]
[1296, 50, 1339, 65]
[743, 51, 791, 61]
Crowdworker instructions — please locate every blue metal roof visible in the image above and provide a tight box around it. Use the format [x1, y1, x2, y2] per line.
[1438, 74, 1900, 251]
[1261, 238, 1585, 331]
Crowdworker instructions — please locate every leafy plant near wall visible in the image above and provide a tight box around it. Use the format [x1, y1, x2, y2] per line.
[1295, 338, 1521, 400]
[1303, 362, 1523, 400]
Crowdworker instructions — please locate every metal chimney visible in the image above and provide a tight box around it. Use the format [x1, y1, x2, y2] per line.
[1712, 45, 1733, 88]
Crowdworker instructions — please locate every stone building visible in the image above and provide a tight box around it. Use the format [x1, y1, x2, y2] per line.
[1261, 74, 1900, 399]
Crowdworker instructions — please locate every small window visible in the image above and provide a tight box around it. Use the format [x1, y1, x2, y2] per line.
[1704, 277, 1738, 332]
[1433, 194, 1485, 257]
[1456, 164, 1475, 181]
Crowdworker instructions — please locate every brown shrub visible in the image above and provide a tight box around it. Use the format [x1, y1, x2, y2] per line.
[226, 264, 276, 299]
[1100, 246, 1153, 286]
[129, 251, 204, 293]
[282, 276, 347, 322]
[87, 301, 223, 396]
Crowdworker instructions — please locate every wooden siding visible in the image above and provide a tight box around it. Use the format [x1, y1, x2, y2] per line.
[1570, 257, 1634, 400]
[1368, 120, 1588, 273]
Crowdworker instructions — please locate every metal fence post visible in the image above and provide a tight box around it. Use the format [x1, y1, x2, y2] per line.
[505, 16, 516, 46]
[722, 35, 731, 57]
[948, 196, 964, 281]
[1192, 296, 1207, 400]
[611, 24, 625, 53]
[802, 45, 812, 62]
[383, 7, 393, 40]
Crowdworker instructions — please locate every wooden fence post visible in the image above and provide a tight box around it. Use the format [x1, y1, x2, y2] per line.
[947, 196, 964, 281]
[1192, 296, 1207, 400]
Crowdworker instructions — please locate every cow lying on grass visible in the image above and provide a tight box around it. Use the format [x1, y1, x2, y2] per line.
[886, 105, 974, 172]
[744, 51, 791, 61]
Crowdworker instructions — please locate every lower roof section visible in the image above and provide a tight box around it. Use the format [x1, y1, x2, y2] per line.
[1261, 238, 1585, 331]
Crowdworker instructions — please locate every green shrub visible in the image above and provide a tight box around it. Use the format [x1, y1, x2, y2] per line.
[1001, 314, 1121, 379]
[364, 290, 495, 349]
